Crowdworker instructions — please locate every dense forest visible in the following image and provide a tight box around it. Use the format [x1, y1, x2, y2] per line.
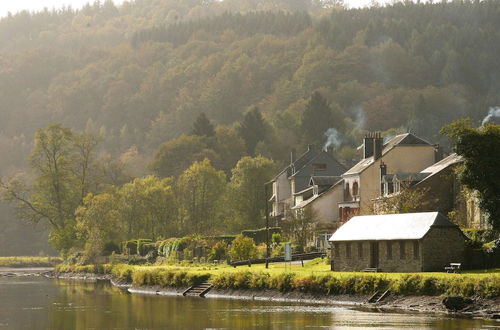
[1, 0, 499, 255]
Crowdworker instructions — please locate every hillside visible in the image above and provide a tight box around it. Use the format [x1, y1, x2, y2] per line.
[0, 0, 499, 255]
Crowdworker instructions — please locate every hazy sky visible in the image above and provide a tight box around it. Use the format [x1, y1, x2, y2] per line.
[0, 0, 376, 18]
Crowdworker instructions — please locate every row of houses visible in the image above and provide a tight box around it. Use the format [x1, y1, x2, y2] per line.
[269, 132, 489, 271]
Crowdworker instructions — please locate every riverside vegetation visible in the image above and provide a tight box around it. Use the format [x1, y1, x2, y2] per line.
[56, 259, 500, 299]
[0, 256, 62, 268]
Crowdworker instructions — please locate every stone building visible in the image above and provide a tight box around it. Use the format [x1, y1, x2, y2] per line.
[328, 212, 466, 272]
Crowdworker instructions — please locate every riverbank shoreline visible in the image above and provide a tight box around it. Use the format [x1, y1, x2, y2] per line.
[52, 271, 500, 321]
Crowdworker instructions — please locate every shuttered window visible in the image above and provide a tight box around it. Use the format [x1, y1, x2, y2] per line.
[386, 241, 392, 259]
[399, 241, 406, 259]
[413, 241, 419, 259]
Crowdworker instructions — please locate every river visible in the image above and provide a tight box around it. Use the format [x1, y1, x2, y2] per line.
[0, 276, 498, 329]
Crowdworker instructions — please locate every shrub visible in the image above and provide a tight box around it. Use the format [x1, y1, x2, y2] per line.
[241, 227, 281, 244]
[229, 235, 258, 261]
[208, 241, 228, 262]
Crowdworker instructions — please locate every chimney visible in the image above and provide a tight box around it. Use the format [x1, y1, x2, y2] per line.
[380, 161, 387, 195]
[308, 144, 315, 151]
[434, 144, 443, 162]
[290, 148, 296, 164]
[373, 132, 383, 160]
[363, 133, 374, 159]
[327, 146, 334, 154]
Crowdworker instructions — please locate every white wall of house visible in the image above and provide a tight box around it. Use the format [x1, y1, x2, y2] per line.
[348, 145, 436, 214]
[312, 183, 344, 223]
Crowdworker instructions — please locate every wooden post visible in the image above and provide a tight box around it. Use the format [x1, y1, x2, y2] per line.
[265, 182, 270, 269]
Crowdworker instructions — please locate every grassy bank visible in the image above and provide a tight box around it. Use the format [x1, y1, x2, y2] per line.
[0, 256, 62, 268]
[56, 260, 500, 299]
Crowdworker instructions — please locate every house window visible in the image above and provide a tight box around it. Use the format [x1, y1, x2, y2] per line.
[386, 241, 392, 259]
[344, 183, 351, 200]
[312, 163, 327, 171]
[346, 242, 351, 259]
[334, 243, 340, 257]
[352, 181, 359, 197]
[399, 241, 406, 259]
[388, 182, 394, 194]
[413, 241, 419, 259]
[358, 242, 363, 258]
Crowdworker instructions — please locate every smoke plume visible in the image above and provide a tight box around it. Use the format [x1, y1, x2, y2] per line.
[323, 128, 342, 151]
[482, 107, 500, 126]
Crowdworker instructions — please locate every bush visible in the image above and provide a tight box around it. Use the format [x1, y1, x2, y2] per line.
[241, 227, 281, 244]
[208, 241, 228, 262]
[229, 235, 258, 261]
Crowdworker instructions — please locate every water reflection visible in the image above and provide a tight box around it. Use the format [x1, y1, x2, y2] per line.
[0, 277, 497, 329]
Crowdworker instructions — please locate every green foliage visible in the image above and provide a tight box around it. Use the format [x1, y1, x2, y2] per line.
[238, 107, 267, 155]
[208, 241, 229, 262]
[441, 120, 500, 229]
[229, 235, 258, 261]
[241, 227, 281, 245]
[0, 256, 62, 268]
[1, 124, 101, 254]
[226, 156, 276, 231]
[192, 112, 215, 137]
[176, 159, 227, 234]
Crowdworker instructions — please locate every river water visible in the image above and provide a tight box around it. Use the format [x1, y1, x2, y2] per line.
[0, 276, 498, 329]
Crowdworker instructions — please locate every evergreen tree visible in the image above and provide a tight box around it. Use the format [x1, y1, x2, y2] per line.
[192, 112, 215, 137]
[300, 91, 334, 146]
[238, 107, 267, 155]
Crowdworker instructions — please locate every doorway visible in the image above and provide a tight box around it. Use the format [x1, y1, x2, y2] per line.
[370, 242, 379, 268]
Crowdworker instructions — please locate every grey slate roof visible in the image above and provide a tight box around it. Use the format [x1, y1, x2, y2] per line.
[415, 153, 463, 185]
[344, 133, 433, 176]
[329, 212, 458, 242]
[393, 172, 431, 182]
[292, 179, 343, 210]
[310, 176, 342, 186]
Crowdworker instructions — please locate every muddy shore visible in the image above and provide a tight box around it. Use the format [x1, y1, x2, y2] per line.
[52, 271, 500, 320]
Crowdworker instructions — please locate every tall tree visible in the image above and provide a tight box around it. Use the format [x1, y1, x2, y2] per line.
[238, 107, 267, 155]
[300, 91, 334, 146]
[0, 124, 101, 253]
[118, 175, 178, 239]
[176, 159, 226, 234]
[441, 119, 500, 230]
[192, 112, 215, 137]
[227, 156, 275, 231]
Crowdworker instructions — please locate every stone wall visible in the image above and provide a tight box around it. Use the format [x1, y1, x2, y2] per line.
[421, 227, 465, 271]
[331, 240, 423, 272]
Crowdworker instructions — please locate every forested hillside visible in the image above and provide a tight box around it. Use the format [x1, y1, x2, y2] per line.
[1, 0, 499, 255]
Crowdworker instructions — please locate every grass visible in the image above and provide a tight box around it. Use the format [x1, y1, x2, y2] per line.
[55, 258, 500, 298]
[0, 256, 62, 268]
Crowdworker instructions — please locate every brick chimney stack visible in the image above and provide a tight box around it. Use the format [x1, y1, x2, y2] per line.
[373, 132, 383, 160]
[363, 133, 374, 159]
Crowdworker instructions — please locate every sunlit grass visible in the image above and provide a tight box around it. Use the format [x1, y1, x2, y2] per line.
[0, 256, 62, 268]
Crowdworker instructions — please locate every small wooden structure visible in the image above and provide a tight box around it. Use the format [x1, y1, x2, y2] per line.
[182, 282, 213, 297]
